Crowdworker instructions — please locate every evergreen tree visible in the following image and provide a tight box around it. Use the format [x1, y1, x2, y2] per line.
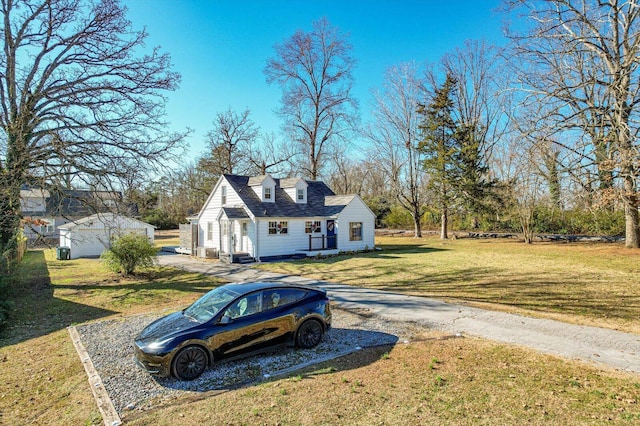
[418, 75, 461, 239]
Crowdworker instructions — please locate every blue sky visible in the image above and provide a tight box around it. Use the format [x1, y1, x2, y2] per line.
[125, 0, 507, 159]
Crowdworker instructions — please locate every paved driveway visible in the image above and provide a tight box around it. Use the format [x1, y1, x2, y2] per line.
[158, 253, 640, 374]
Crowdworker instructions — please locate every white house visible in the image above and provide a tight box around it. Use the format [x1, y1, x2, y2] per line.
[190, 174, 375, 263]
[20, 185, 123, 244]
[58, 213, 155, 259]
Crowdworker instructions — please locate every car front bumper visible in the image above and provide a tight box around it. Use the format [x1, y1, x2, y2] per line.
[133, 344, 171, 377]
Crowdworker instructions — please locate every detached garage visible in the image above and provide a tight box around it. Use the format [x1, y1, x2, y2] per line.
[58, 213, 155, 259]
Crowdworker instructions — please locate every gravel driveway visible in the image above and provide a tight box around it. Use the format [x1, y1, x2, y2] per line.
[156, 254, 640, 375]
[75, 307, 422, 416]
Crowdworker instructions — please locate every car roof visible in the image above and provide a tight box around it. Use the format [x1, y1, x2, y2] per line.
[221, 281, 324, 295]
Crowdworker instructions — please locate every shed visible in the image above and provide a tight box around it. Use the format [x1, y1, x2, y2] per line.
[58, 213, 155, 259]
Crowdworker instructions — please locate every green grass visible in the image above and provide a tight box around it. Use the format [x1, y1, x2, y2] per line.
[1, 241, 639, 425]
[0, 248, 225, 425]
[256, 236, 640, 334]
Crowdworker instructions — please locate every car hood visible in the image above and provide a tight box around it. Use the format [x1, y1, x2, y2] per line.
[135, 311, 200, 344]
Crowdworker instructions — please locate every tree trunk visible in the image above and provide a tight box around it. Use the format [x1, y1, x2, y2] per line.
[0, 172, 23, 273]
[440, 207, 448, 239]
[412, 205, 422, 238]
[623, 175, 640, 248]
[1, 130, 28, 272]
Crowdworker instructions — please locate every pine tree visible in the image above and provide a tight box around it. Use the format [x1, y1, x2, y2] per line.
[418, 75, 461, 239]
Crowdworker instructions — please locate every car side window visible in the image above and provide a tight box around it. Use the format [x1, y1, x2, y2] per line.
[262, 289, 307, 311]
[226, 292, 262, 319]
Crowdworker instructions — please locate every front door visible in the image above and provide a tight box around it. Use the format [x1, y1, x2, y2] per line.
[239, 221, 249, 252]
[326, 220, 337, 249]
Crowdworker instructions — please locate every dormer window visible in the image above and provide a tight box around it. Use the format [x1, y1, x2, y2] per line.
[248, 174, 276, 202]
[297, 189, 304, 201]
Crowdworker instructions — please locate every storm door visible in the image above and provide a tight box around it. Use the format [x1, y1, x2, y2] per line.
[326, 220, 337, 249]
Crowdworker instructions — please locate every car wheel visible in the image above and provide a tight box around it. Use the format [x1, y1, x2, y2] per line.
[296, 319, 324, 348]
[171, 345, 208, 381]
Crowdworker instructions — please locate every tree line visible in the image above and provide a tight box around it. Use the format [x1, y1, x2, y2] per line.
[2, 1, 639, 276]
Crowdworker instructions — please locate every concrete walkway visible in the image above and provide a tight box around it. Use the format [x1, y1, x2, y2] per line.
[158, 253, 640, 375]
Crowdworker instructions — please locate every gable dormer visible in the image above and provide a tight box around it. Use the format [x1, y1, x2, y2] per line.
[248, 174, 276, 203]
[280, 177, 308, 204]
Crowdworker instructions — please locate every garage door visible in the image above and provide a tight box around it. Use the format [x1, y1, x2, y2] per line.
[72, 229, 110, 258]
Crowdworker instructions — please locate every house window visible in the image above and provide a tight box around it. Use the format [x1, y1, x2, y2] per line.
[305, 221, 321, 233]
[207, 222, 214, 241]
[40, 220, 54, 233]
[221, 185, 227, 205]
[264, 187, 272, 200]
[349, 222, 362, 241]
[269, 221, 288, 235]
[297, 189, 304, 201]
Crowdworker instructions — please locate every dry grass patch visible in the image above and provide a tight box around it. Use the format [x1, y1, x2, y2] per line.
[1, 243, 639, 425]
[256, 236, 640, 334]
[154, 229, 180, 248]
[0, 249, 225, 425]
[125, 335, 640, 425]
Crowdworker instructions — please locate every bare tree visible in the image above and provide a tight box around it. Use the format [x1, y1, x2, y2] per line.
[364, 62, 426, 237]
[246, 132, 294, 176]
[325, 146, 368, 195]
[0, 0, 185, 268]
[198, 107, 259, 176]
[506, 0, 640, 248]
[264, 17, 358, 180]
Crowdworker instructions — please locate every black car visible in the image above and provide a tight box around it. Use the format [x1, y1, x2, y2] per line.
[134, 281, 331, 380]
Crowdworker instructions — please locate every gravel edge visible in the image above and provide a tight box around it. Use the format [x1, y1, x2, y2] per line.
[73, 308, 423, 416]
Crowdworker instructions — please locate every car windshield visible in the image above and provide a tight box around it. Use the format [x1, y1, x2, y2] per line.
[183, 287, 240, 323]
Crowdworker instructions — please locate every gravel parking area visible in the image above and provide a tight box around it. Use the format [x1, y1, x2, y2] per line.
[75, 308, 421, 416]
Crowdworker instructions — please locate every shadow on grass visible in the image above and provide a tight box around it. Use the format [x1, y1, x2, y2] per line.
[155, 329, 399, 393]
[323, 263, 640, 324]
[0, 251, 117, 347]
[264, 244, 640, 326]
[52, 266, 222, 295]
[0, 251, 224, 348]
[273, 245, 449, 266]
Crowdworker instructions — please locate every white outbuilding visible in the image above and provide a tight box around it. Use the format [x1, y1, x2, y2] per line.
[58, 213, 155, 259]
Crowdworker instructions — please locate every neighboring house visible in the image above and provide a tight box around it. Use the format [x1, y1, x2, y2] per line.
[186, 174, 375, 263]
[58, 213, 154, 259]
[20, 185, 124, 244]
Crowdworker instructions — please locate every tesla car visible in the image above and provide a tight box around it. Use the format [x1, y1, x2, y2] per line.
[134, 281, 331, 380]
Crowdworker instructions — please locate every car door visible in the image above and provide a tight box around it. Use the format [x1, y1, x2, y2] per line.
[256, 288, 308, 347]
[209, 291, 267, 358]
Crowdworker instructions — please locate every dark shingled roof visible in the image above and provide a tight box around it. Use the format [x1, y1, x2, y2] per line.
[223, 174, 337, 218]
[221, 207, 250, 219]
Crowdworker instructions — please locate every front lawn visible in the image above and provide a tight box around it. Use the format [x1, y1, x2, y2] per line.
[256, 236, 640, 334]
[0, 243, 638, 425]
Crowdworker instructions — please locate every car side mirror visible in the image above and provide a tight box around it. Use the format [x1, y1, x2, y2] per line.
[219, 315, 231, 325]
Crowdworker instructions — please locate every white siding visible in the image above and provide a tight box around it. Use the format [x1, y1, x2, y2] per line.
[198, 177, 244, 252]
[58, 213, 154, 259]
[336, 197, 375, 251]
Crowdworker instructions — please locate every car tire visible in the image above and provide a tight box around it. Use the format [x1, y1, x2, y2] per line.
[171, 345, 208, 381]
[296, 319, 324, 348]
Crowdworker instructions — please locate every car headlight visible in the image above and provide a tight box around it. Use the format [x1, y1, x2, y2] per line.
[145, 337, 174, 351]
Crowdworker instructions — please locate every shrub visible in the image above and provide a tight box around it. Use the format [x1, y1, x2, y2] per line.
[142, 209, 180, 230]
[101, 233, 158, 275]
